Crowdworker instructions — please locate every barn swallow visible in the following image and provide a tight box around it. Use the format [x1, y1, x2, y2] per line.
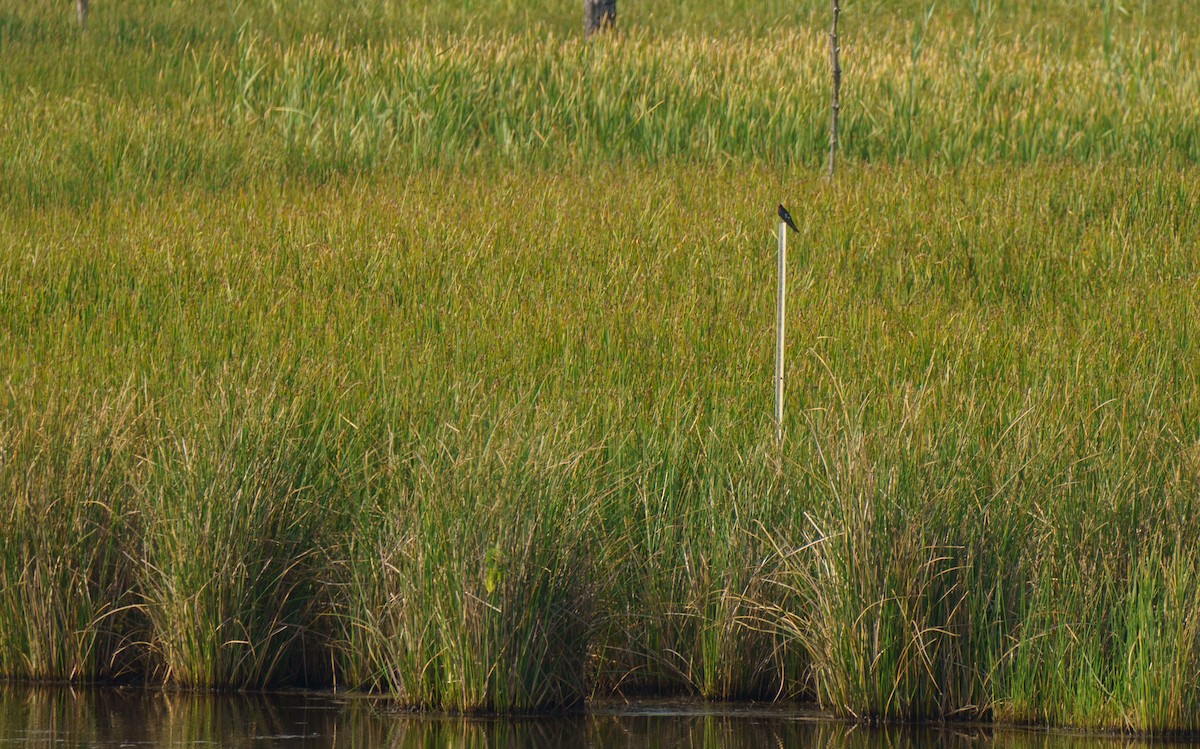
[777, 204, 799, 233]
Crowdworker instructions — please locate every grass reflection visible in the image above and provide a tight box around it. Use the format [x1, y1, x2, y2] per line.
[2, 689, 1189, 749]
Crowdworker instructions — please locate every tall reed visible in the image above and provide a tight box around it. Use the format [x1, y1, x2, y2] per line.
[337, 414, 596, 712]
[137, 381, 331, 688]
[0, 388, 143, 682]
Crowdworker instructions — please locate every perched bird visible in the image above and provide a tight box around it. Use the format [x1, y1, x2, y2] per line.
[777, 204, 799, 233]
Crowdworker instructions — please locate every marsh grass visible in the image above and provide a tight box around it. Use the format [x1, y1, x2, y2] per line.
[0, 388, 143, 682]
[3, 2, 1199, 208]
[4, 161, 1200, 722]
[767, 397, 1020, 722]
[337, 416, 597, 712]
[137, 382, 330, 688]
[591, 440, 802, 700]
[770, 381, 1200, 728]
[4, 0, 1200, 726]
[4, 162, 1200, 721]
[994, 467, 1200, 732]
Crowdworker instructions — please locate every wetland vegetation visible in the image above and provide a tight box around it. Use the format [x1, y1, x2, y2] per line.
[2, 0, 1199, 733]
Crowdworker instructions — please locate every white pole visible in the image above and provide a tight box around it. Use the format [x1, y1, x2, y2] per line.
[775, 221, 786, 443]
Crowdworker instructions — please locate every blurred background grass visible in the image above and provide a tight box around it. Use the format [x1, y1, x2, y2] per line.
[2, 0, 1198, 207]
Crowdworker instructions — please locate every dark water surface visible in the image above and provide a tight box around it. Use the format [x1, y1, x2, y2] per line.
[0, 689, 1190, 748]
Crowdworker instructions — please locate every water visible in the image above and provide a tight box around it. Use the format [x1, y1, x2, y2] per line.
[0, 688, 1188, 748]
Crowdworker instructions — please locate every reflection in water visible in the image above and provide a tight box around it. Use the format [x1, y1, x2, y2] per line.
[0, 689, 1186, 749]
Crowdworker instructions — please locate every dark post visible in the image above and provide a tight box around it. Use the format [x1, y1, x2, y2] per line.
[828, 0, 841, 179]
[584, 0, 616, 35]
[77, 0, 89, 29]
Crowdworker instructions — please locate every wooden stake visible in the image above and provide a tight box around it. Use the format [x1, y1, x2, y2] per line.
[829, 0, 841, 180]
